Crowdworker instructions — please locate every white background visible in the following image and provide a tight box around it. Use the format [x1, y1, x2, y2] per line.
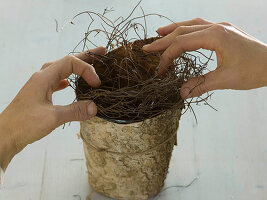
[0, 0, 267, 199]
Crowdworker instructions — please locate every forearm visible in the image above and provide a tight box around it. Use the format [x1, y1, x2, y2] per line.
[262, 47, 267, 87]
[0, 114, 16, 171]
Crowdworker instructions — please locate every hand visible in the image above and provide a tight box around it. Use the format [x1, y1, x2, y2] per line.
[0, 46, 105, 170]
[142, 18, 267, 99]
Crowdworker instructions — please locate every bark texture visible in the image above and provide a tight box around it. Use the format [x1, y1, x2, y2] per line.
[80, 108, 181, 200]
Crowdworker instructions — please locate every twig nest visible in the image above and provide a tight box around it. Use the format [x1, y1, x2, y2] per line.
[74, 37, 185, 122]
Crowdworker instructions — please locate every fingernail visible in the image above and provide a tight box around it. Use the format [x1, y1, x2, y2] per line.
[153, 65, 159, 75]
[87, 102, 96, 116]
[142, 44, 149, 50]
[157, 27, 163, 34]
[157, 69, 162, 75]
[181, 87, 191, 99]
[157, 62, 165, 75]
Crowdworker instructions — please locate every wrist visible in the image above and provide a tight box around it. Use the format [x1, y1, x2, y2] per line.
[254, 44, 267, 88]
[261, 44, 267, 86]
[0, 114, 17, 171]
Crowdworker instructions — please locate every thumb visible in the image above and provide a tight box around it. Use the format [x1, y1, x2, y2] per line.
[55, 100, 97, 125]
[180, 71, 220, 99]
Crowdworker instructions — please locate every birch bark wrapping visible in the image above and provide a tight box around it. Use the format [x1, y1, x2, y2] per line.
[80, 108, 181, 200]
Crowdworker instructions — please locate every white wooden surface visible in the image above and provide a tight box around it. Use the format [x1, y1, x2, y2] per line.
[0, 0, 267, 199]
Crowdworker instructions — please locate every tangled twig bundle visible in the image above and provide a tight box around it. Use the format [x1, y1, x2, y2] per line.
[67, 1, 213, 122]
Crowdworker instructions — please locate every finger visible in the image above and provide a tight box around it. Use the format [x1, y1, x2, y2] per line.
[43, 55, 101, 90]
[158, 28, 219, 74]
[75, 46, 106, 63]
[143, 24, 213, 52]
[40, 46, 106, 70]
[54, 100, 97, 125]
[180, 70, 222, 99]
[54, 80, 69, 92]
[157, 18, 212, 36]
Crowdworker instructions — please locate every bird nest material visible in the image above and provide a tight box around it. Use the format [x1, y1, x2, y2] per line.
[67, 1, 213, 123]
